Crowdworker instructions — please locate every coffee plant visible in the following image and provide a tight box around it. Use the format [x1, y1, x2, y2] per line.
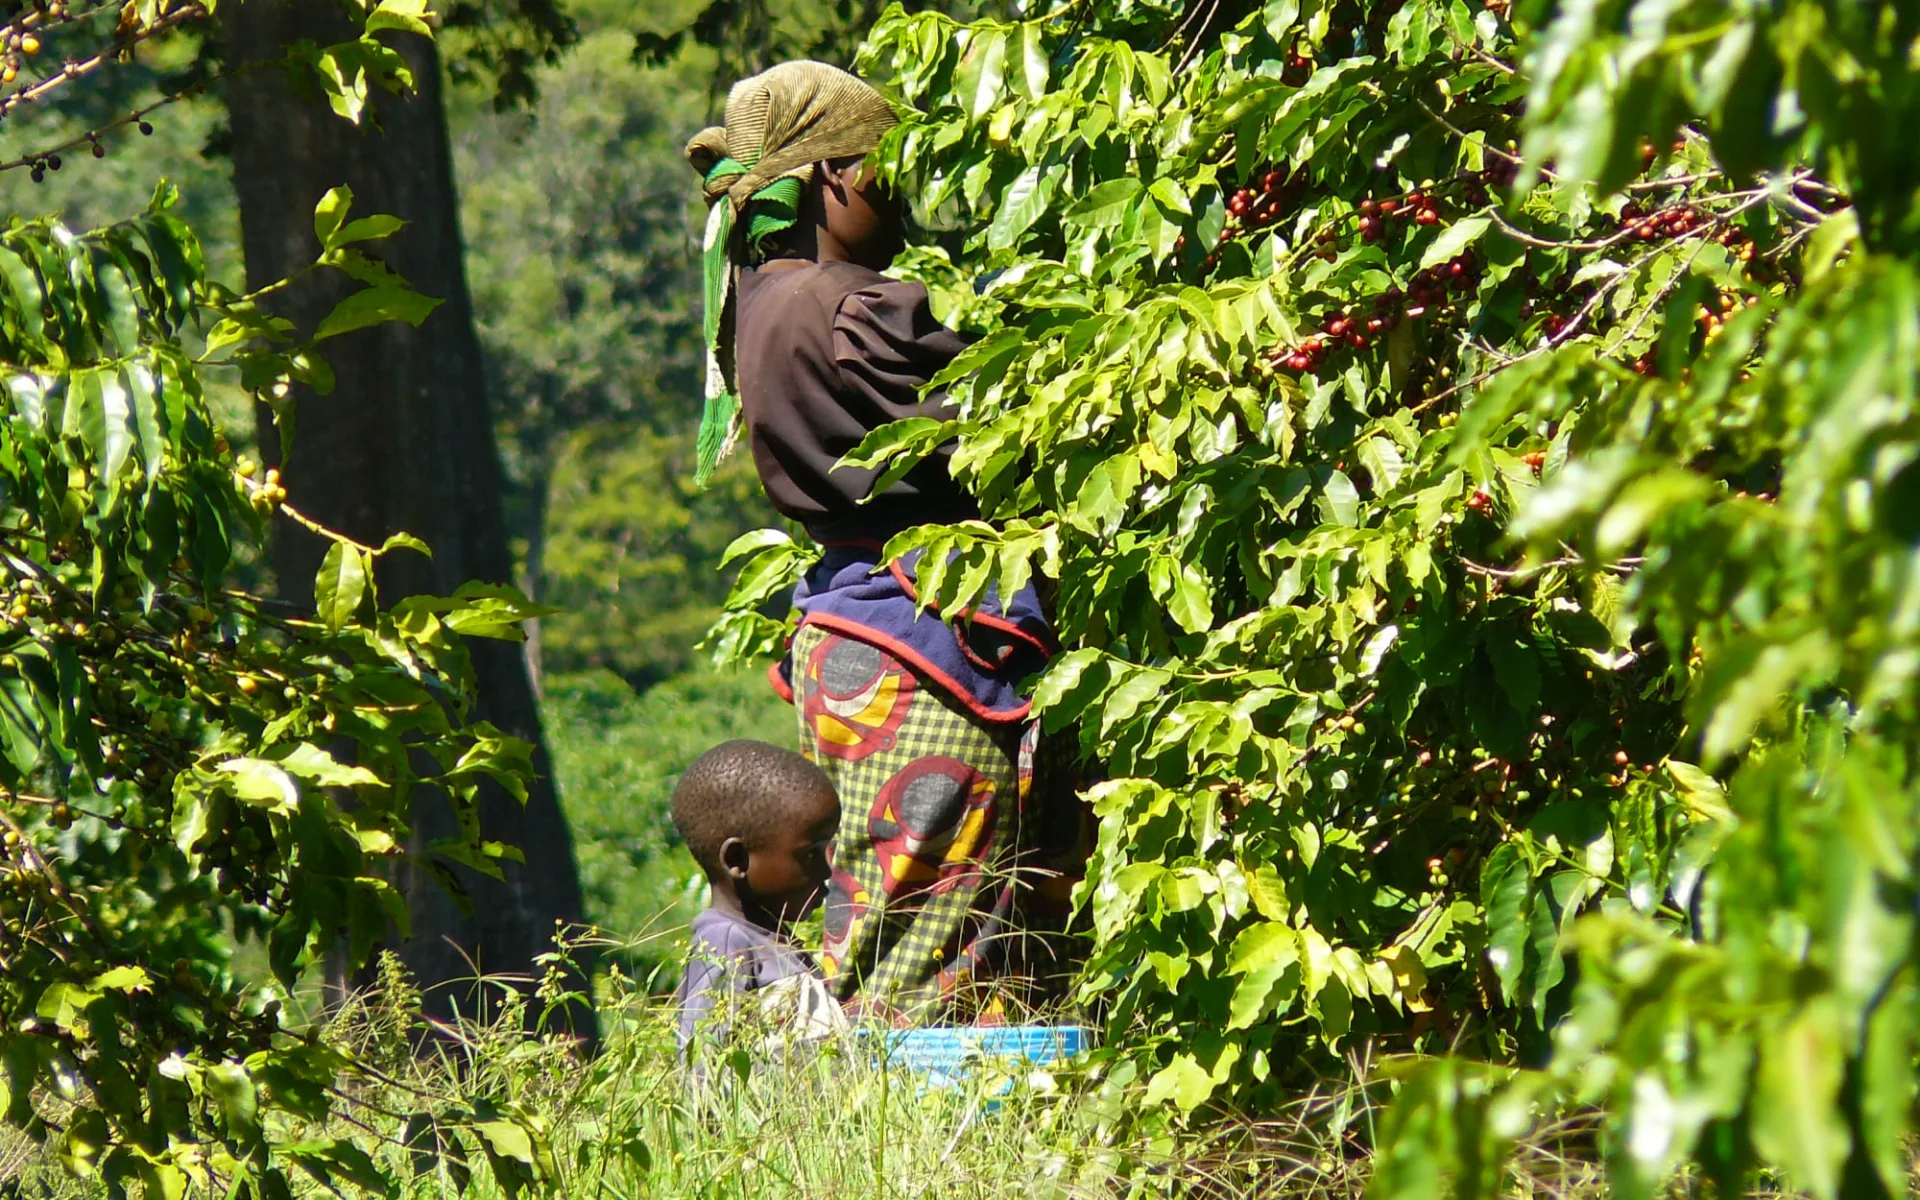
[713, 0, 1920, 1191]
[0, 3, 561, 1197]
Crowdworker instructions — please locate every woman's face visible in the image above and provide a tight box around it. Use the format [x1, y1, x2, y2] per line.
[821, 156, 904, 269]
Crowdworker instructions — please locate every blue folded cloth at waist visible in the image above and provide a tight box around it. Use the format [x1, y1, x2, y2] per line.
[780, 543, 1055, 723]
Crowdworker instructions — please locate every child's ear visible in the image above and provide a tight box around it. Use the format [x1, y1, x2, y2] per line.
[718, 836, 752, 881]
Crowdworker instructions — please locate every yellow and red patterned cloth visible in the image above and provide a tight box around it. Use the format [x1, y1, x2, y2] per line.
[791, 621, 1036, 1013]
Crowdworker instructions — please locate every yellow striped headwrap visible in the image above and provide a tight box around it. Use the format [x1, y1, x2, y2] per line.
[685, 61, 899, 487]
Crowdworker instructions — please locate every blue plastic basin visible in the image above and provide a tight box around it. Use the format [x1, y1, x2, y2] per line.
[873, 1025, 1091, 1092]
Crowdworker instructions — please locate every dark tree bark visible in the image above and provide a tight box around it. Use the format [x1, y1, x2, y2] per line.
[222, 2, 591, 1035]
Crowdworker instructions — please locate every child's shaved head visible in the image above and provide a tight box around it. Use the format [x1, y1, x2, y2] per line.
[671, 740, 836, 879]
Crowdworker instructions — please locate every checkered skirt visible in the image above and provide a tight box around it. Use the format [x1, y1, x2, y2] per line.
[791, 622, 1035, 1016]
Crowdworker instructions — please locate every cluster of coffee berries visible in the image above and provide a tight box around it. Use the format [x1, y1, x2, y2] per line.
[194, 819, 280, 907]
[1426, 848, 1469, 887]
[1465, 487, 1493, 513]
[1697, 287, 1755, 341]
[1405, 252, 1482, 315]
[1516, 268, 1600, 339]
[1232, 169, 1300, 223]
[1, 25, 42, 85]
[237, 458, 287, 510]
[1194, 167, 1303, 268]
[1355, 192, 1434, 241]
[1254, 252, 1486, 379]
[1718, 228, 1757, 263]
[1257, 307, 1380, 376]
[1350, 169, 1499, 242]
[1321, 711, 1367, 737]
[1280, 46, 1315, 86]
[1615, 199, 1711, 243]
[1603, 747, 1655, 788]
[1257, 332, 1328, 376]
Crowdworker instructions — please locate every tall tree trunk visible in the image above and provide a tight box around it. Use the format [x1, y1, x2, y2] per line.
[222, 2, 590, 1036]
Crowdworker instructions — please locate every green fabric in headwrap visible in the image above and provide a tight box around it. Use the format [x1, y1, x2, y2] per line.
[693, 166, 807, 486]
[745, 176, 803, 259]
[685, 61, 900, 489]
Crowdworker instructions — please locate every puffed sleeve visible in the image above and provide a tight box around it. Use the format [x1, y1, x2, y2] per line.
[824, 277, 979, 513]
[831, 277, 972, 423]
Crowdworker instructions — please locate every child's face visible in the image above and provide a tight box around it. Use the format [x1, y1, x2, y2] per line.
[744, 783, 841, 925]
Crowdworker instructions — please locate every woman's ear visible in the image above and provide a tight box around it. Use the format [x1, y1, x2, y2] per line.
[718, 836, 751, 881]
[817, 159, 850, 204]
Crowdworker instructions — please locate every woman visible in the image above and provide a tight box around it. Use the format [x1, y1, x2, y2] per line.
[685, 62, 1072, 1019]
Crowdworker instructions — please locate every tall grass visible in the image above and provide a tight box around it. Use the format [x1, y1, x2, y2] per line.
[0, 671, 1847, 1200]
[4, 941, 1278, 1199]
[0, 939, 1688, 1200]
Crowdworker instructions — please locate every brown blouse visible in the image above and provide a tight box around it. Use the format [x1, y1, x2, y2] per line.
[734, 260, 978, 543]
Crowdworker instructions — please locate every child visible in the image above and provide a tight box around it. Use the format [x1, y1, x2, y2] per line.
[671, 739, 842, 1053]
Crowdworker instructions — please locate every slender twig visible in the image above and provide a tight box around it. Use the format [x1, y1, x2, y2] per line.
[1603, 185, 1776, 353]
[1171, 0, 1226, 74]
[1606, 226, 1718, 349]
[1, 77, 211, 175]
[0, 3, 206, 123]
[1408, 186, 1774, 416]
[1625, 170, 1724, 193]
[1459, 555, 1643, 579]
[1452, 38, 1516, 77]
[1414, 97, 1527, 169]
[268, 493, 386, 558]
[1484, 206, 1645, 254]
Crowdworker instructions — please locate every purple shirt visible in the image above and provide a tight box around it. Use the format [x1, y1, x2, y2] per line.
[675, 907, 817, 1051]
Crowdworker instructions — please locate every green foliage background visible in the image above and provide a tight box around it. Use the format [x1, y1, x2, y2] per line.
[7, 0, 1920, 1195]
[701, 0, 1920, 1193]
[0, 6, 573, 1192]
[452, 10, 778, 687]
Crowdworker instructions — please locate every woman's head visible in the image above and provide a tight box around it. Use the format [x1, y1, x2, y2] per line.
[685, 61, 901, 266]
[684, 61, 902, 486]
[814, 154, 905, 269]
[738, 151, 907, 268]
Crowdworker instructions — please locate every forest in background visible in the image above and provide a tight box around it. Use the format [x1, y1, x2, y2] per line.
[5, 0, 797, 957]
[4, 0, 1918, 1196]
[14, 0, 774, 687]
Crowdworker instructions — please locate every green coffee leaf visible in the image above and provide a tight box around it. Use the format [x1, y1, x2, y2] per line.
[1418, 216, 1490, 270]
[314, 542, 370, 632]
[312, 186, 354, 250]
[217, 758, 301, 813]
[313, 285, 442, 341]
